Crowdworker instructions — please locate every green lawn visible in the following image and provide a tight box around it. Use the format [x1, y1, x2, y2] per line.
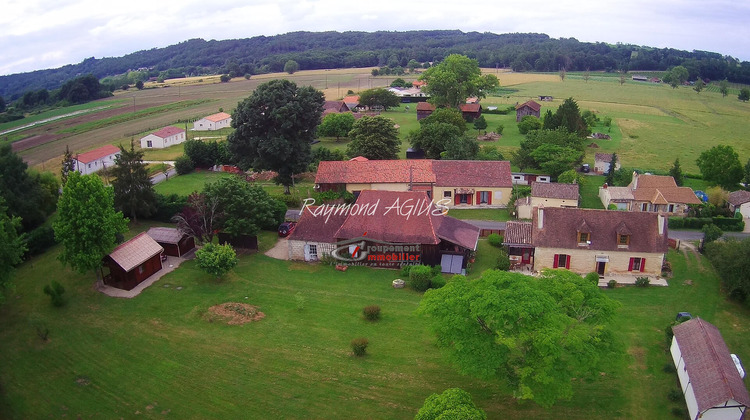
[154, 171, 236, 196]
[580, 175, 606, 209]
[1, 223, 750, 418]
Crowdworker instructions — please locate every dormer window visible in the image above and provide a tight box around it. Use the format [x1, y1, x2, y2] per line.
[618, 234, 630, 247]
[615, 221, 632, 248]
[578, 232, 590, 244]
[576, 219, 591, 246]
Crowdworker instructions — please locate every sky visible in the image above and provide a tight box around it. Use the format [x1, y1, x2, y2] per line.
[2, 0, 749, 76]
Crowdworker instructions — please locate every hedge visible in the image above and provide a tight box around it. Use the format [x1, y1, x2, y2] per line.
[668, 216, 745, 232]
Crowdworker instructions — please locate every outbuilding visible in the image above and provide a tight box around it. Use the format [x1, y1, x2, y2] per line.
[671, 318, 750, 420]
[146, 227, 195, 257]
[193, 112, 232, 131]
[73, 145, 120, 175]
[140, 126, 186, 149]
[102, 233, 163, 291]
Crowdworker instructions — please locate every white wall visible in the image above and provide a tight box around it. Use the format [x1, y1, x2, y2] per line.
[74, 153, 119, 175]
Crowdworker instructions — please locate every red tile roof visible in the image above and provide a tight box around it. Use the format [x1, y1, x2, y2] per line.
[673, 318, 750, 412]
[151, 126, 185, 139]
[532, 207, 668, 253]
[75, 145, 120, 164]
[432, 160, 512, 188]
[108, 232, 163, 272]
[631, 174, 701, 205]
[515, 100, 541, 112]
[343, 95, 360, 104]
[315, 160, 436, 185]
[531, 182, 579, 200]
[729, 190, 750, 206]
[412, 80, 427, 88]
[416, 102, 435, 111]
[459, 103, 481, 113]
[204, 112, 232, 122]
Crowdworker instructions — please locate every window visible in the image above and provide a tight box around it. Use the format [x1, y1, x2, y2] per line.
[459, 194, 468, 204]
[641, 203, 648, 211]
[629, 257, 645, 272]
[138, 264, 144, 274]
[443, 191, 451, 198]
[479, 191, 490, 204]
[668, 204, 675, 212]
[88, 163, 91, 168]
[578, 232, 590, 244]
[146, 140, 153, 148]
[618, 234, 630, 246]
[553, 254, 570, 269]
[309, 244, 318, 259]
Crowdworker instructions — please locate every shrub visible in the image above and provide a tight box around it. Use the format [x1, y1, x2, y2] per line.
[487, 233, 503, 247]
[607, 279, 617, 288]
[174, 155, 195, 175]
[25, 225, 57, 258]
[585, 272, 600, 285]
[667, 389, 682, 402]
[43, 281, 66, 307]
[363, 305, 381, 321]
[495, 250, 511, 271]
[430, 275, 446, 289]
[152, 193, 188, 222]
[430, 265, 442, 277]
[409, 265, 433, 292]
[273, 193, 302, 208]
[400, 265, 413, 278]
[635, 276, 650, 287]
[351, 337, 368, 356]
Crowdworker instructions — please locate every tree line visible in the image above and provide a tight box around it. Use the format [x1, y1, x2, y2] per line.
[3, 30, 750, 101]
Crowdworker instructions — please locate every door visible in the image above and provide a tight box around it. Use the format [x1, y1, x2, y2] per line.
[596, 261, 606, 276]
[521, 249, 531, 264]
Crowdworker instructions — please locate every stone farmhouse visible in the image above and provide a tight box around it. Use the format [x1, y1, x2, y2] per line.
[599, 172, 701, 214]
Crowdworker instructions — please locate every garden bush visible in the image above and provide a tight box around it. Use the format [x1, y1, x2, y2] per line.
[24, 225, 57, 258]
[495, 250, 511, 271]
[607, 279, 617, 288]
[351, 338, 368, 357]
[585, 272, 600, 285]
[635, 277, 650, 287]
[174, 155, 195, 175]
[430, 275, 446, 289]
[363, 305, 381, 321]
[667, 389, 682, 402]
[43, 281, 65, 307]
[409, 265, 433, 291]
[152, 193, 188, 222]
[273, 193, 302, 208]
[487, 233, 503, 247]
[400, 265, 413, 278]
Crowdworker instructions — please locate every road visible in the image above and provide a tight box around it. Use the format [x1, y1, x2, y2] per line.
[145, 161, 176, 185]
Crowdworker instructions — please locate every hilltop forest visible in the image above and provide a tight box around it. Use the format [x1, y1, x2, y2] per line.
[2, 30, 750, 101]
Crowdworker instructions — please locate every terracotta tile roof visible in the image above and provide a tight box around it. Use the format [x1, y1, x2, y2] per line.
[466, 97, 479, 104]
[673, 318, 750, 411]
[531, 182, 579, 200]
[343, 95, 360, 104]
[108, 232, 163, 272]
[315, 160, 436, 185]
[631, 174, 701, 205]
[729, 190, 750, 206]
[151, 126, 185, 139]
[635, 174, 678, 189]
[349, 156, 369, 162]
[416, 102, 435, 111]
[532, 207, 668, 253]
[204, 112, 231, 122]
[75, 145, 120, 164]
[515, 100, 541, 112]
[146, 227, 185, 245]
[504, 221, 533, 245]
[412, 80, 427, 88]
[459, 103, 481, 113]
[288, 207, 349, 243]
[432, 160, 512, 188]
[595, 153, 614, 162]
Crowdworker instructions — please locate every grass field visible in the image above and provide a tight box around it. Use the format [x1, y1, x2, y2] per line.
[1, 221, 748, 419]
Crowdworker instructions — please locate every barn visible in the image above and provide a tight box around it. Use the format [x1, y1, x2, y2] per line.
[146, 227, 195, 257]
[102, 233, 163, 291]
[671, 318, 750, 420]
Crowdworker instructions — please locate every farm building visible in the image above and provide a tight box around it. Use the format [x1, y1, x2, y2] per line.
[416, 102, 435, 120]
[146, 227, 195, 257]
[515, 100, 541, 122]
[140, 126, 186, 149]
[459, 103, 481, 120]
[102, 233, 163, 291]
[193, 112, 232, 131]
[671, 318, 750, 420]
[322, 100, 349, 115]
[73, 144, 120, 175]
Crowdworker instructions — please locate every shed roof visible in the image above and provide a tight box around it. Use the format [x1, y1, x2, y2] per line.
[673, 318, 750, 412]
[531, 182, 579, 200]
[459, 103, 481, 113]
[515, 100, 541, 112]
[146, 227, 186, 245]
[107, 232, 163, 272]
[416, 102, 435, 111]
[729, 190, 750, 206]
[75, 145, 120, 164]
[595, 153, 615, 162]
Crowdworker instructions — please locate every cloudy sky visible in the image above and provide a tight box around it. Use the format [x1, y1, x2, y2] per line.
[1, 0, 748, 76]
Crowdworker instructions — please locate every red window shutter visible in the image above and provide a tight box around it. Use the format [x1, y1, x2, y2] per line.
[553, 254, 559, 268]
[476, 191, 481, 204]
[565, 255, 570, 269]
[468, 194, 473, 205]
[454, 194, 460, 205]
[640, 258, 646, 272]
[628, 258, 634, 271]
[487, 191, 492, 205]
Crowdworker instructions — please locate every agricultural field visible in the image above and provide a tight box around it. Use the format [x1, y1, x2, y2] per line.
[1, 220, 748, 418]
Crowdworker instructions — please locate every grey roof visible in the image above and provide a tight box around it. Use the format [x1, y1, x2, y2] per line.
[108, 233, 163, 272]
[673, 318, 750, 412]
[146, 227, 185, 244]
[604, 186, 634, 201]
[729, 190, 750, 207]
[531, 182, 579, 200]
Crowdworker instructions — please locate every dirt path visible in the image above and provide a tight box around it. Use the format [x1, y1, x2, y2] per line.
[264, 237, 289, 260]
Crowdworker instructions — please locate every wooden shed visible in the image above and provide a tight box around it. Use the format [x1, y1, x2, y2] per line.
[102, 233, 163, 291]
[146, 227, 195, 257]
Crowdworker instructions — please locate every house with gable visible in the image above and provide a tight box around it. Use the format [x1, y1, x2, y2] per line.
[193, 112, 232, 131]
[459, 103, 481, 120]
[288, 190, 480, 273]
[504, 207, 668, 276]
[515, 100, 541, 122]
[599, 172, 701, 214]
[416, 102, 435, 120]
[671, 318, 750, 420]
[140, 126, 186, 149]
[729, 190, 750, 220]
[516, 182, 579, 219]
[73, 144, 120, 175]
[102, 232, 164, 291]
[323, 100, 349, 116]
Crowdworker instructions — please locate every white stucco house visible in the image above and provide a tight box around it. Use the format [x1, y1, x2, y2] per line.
[729, 190, 750, 219]
[193, 112, 232, 131]
[140, 126, 186, 149]
[73, 145, 120, 175]
[671, 318, 750, 420]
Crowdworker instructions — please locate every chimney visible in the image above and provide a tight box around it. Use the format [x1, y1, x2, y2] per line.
[537, 206, 544, 230]
[658, 214, 665, 236]
[632, 171, 639, 191]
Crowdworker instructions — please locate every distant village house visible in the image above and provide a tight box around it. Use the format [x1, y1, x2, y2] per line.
[140, 126, 186, 149]
[73, 145, 120, 175]
[193, 112, 232, 131]
[515, 100, 541, 122]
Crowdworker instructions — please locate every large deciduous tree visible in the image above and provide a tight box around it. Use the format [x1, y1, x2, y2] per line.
[317, 112, 355, 140]
[420, 54, 499, 109]
[204, 176, 286, 238]
[418, 269, 619, 407]
[227, 79, 324, 194]
[512, 128, 585, 172]
[53, 172, 128, 280]
[346, 115, 400, 160]
[0, 198, 27, 303]
[111, 140, 158, 223]
[408, 122, 462, 159]
[357, 88, 400, 110]
[415, 388, 487, 420]
[420, 108, 467, 133]
[705, 238, 750, 301]
[696, 145, 744, 190]
[0, 144, 55, 231]
[172, 192, 221, 244]
[284, 60, 299, 74]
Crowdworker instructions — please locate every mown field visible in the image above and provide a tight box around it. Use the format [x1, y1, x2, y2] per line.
[1, 221, 748, 419]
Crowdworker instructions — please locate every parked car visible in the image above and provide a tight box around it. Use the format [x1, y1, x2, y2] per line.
[580, 163, 590, 173]
[278, 221, 297, 237]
